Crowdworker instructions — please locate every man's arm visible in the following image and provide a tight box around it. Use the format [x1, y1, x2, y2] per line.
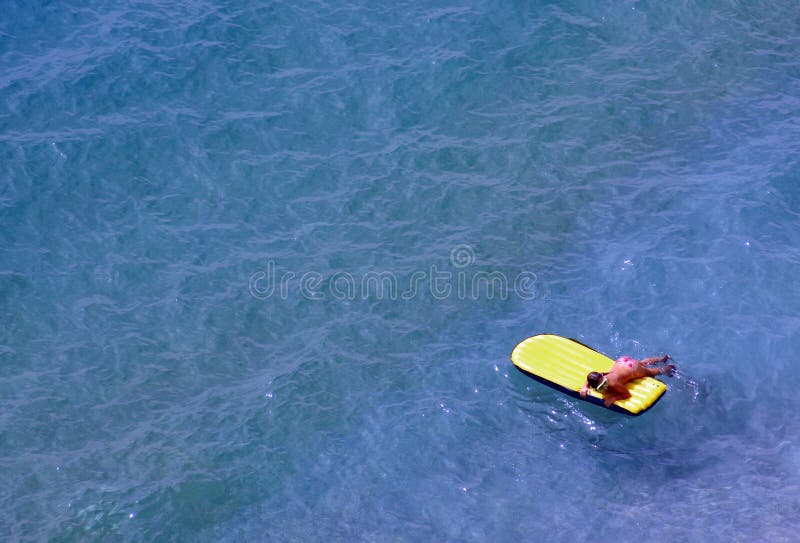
[580, 381, 589, 398]
[603, 387, 631, 407]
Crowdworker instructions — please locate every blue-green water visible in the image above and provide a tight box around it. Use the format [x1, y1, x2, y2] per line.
[3, 1, 800, 540]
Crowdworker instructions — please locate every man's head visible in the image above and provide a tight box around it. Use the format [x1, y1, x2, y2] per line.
[586, 371, 605, 389]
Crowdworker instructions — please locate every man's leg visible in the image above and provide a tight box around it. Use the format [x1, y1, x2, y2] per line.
[646, 364, 675, 377]
[640, 355, 669, 366]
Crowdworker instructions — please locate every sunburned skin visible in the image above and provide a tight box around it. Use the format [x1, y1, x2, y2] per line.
[580, 355, 675, 407]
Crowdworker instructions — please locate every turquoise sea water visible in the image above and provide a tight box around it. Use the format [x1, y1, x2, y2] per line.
[3, 1, 800, 540]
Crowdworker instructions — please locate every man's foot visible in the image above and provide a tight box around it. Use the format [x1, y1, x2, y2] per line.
[661, 364, 676, 376]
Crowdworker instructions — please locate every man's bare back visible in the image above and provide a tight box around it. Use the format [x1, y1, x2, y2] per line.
[580, 355, 674, 407]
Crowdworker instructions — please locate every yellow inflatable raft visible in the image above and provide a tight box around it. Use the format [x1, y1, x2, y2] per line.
[511, 334, 667, 415]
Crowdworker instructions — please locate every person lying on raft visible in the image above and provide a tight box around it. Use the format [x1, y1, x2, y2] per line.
[580, 355, 675, 407]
